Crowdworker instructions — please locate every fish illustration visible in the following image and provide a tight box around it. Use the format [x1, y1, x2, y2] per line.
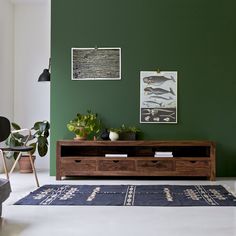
[143, 101, 163, 107]
[166, 101, 176, 107]
[150, 95, 173, 100]
[143, 75, 175, 85]
[144, 87, 175, 96]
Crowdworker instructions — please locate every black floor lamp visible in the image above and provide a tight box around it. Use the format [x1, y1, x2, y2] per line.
[38, 58, 51, 82]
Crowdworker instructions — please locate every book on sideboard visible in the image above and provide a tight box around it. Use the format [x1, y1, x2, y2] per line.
[105, 154, 128, 158]
[154, 151, 173, 158]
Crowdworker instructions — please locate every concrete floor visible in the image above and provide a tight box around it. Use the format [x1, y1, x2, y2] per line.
[1, 170, 236, 236]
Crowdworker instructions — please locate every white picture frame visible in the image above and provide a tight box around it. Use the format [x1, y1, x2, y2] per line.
[71, 47, 121, 80]
[140, 71, 178, 123]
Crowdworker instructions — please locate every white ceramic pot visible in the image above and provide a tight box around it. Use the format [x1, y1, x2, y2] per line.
[109, 131, 119, 141]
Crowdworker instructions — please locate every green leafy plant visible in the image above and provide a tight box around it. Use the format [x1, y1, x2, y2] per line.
[67, 110, 101, 139]
[119, 124, 141, 133]
[6, 120, 50, 158]
[109, 128, 121, 133]
[109, 124, 140, 133]
[109, 124, 141, 140]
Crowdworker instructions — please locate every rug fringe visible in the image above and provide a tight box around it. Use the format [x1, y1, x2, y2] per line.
[223, 184, 236, 197]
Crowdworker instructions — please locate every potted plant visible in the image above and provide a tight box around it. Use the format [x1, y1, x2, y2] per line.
[67, 110, 101, 140]
[108, 125, 141, 141]
[6, 120, 50, 172]
[118, 124, 141, 140]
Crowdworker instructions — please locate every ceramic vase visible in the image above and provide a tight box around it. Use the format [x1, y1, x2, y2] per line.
[109, 131, 119, 141]
[101, 129, 110, 140]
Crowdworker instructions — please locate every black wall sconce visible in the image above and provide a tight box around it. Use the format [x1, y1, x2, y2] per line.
[38, 58, 51, 82]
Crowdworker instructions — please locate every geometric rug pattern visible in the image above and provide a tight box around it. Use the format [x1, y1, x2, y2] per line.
[14, 184, 236, 207]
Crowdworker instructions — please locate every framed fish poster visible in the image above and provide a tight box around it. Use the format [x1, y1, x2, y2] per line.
[140, 71, 177, 123]
[72, 47, 121, 80]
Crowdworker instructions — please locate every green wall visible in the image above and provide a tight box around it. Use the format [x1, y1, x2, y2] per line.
[51, 0, 236, 176]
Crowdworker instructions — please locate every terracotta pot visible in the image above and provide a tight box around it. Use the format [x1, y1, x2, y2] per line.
[74, 127, 88, 140]
[18, 155, 36, 173]
[74, 134, 87, 140]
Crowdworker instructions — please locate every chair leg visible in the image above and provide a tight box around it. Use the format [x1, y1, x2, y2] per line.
[9, 152, 22, 174]
[0, 150, 9, 180]
[28, 153, 40, 187]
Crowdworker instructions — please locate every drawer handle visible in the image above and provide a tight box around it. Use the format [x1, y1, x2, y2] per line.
[152, 160, 160, 164]
[190, 161, 197, 163]
[75, 160, 82, 163]
[113, 160, 119, 163]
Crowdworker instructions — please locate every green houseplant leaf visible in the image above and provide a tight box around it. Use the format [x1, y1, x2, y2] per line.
[67, 110, 101, 139]
[5, 120, 50, 159]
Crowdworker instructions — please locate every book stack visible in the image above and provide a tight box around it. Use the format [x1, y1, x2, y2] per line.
[105, 154, 128, 158]
[154, 151, 173, 158]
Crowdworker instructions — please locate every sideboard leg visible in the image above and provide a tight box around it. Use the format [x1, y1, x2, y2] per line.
[209, 175, 216, 181]
[56, 173, 61, 180]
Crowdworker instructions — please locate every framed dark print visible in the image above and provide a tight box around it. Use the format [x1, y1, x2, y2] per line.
[140, 71, 178, 123]
[72, 47, 121, 80]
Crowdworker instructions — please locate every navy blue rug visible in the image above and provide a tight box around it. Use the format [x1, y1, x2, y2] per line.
[14, 185, 236, 206]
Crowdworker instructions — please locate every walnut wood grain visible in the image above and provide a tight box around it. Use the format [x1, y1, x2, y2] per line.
[56, 140, 216, 180]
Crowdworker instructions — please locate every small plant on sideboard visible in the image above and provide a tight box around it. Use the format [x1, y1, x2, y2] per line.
[67, 110, 101, 140]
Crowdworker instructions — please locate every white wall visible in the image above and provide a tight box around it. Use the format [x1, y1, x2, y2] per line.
[0, 0, 14, 173]
[0, 0, 14, 121]
[0, 0, 50, 172]
[14, 0, 50, 169]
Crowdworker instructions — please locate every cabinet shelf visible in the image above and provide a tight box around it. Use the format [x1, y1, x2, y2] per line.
[56, 140, 216, 181]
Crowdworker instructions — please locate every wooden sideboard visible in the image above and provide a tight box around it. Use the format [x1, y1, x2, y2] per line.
[56, 140, 216, 181]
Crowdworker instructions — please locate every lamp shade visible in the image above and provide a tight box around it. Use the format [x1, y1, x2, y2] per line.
[38, 69, 50, 82]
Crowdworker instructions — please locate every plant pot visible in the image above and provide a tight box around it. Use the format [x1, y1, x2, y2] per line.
[119, 132, 136, 140]
[74, 127, 88, 140]
[18, 155, 36, 173]
[74, 134, 88, 140]
[109, 131, 119, 141]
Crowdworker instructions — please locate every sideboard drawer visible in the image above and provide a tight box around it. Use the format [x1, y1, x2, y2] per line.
[98, 160, 135, 171]
[137, 160, 174, 171]
[176, 160, 210, 172]
[61, 158, 96, 171]
[56, 140, 215, 181]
